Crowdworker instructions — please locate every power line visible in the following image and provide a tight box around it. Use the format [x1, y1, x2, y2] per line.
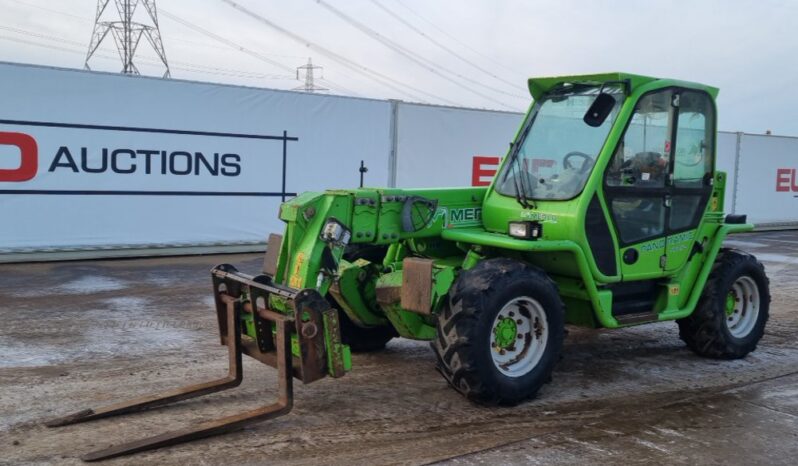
[369, 0, 524, 95]
[0, 0, 304, 60]
[0, 34, 172, 71]
[219, 0, 456, 105]
[3, 0, 513, 107]
[0, 0, 359, 95]
[158, 8, 360, 96]
[160, 9, 294, 74]
[0, 0, 91, 22]
[389, 0, 525, 81]
[314, 0, 519, 110]
[0, 24, 86, 47]
[0, 25, 293, 81]
[0, 34, 97, 57]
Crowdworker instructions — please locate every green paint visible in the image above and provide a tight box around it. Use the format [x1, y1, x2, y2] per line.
[257, 72, 757, 381]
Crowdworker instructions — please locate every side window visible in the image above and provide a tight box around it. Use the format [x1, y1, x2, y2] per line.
[673, 91, 714, 188]
[605, 90, 674, 245]
[670, 91, 714, 231]
[606, 90, 674, 188]
[610, 197, 666, 244]
[670, 195, 701, 230]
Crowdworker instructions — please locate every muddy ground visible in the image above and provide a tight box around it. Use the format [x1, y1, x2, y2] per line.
[1, 231, 797, 465]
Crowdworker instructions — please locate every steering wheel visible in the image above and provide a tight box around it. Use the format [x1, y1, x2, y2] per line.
[563, 151, 594, 173]
[675, 141, 706, 168]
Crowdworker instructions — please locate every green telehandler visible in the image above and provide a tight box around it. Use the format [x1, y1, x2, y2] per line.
[48, 73, 770, 461]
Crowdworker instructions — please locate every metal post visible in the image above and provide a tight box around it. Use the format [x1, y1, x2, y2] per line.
[731, 131, 743, 214]
[281, 130, 288, 201]
[359, 160, 368, 188]
[388, 99, 400, 188]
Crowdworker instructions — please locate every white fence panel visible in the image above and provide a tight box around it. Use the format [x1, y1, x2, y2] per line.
[394, 103, 523, 188]
[0, 63, 391, 252]
[2, 62, 797, 259]
[735, 133, 798, 226]
[716, 131, 738, 211]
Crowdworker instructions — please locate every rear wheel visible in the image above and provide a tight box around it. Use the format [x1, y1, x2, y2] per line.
[337, 308, 397, 352]
[678, 249, 770, 359]
[431, 258, 565, 406]
[335, 245, 396, 352]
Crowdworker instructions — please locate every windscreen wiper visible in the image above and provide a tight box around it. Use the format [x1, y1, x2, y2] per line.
[510, 154, 533, 209]
[502, 139, 535, 210]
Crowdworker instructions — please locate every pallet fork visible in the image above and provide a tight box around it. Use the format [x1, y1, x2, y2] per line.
[45, 264, 346, 462]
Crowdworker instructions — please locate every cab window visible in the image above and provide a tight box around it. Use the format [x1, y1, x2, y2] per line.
[606, 90, 674, 189]
[605, 89, 675, 244]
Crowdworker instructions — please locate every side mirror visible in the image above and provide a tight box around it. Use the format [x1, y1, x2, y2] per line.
[584, 93, 616, 127]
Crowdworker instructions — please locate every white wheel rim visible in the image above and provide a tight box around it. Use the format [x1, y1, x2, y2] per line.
[489, 296, 549, 378]
[725, 276, 761, 338]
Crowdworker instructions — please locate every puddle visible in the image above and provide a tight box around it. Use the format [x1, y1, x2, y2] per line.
[0, 337, 68, 367]
[724, 240, 768, 248]
[58, 276, 128, 294]
[145, 274, 185, 288]
[0, 323, 200, 368]
[0, 303, 208, 368]
[12, 276, 130, 297]
[6, 275, 125, 298]
[102, 296, 149, 312]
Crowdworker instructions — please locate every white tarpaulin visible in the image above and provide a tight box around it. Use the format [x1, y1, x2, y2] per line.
[1, 62, 796, 259]
[735, 134, 798, 225]
[716, 131, 739, 209]
[0, 62, 391, 251]
[393, 103, 523, 188]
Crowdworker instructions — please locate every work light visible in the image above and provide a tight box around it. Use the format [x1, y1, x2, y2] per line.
[321, 218, 352, 244]
[508, 221, 542, 240]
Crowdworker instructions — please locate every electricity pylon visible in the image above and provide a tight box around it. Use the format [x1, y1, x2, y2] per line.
[85, 0, 171, 78]
[294, 57, 327, 92]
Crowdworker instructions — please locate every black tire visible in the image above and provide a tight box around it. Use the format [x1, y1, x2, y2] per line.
[677, 248, 770, 359]
[337, 308, 397, 352]
[431, 258, 565, 406]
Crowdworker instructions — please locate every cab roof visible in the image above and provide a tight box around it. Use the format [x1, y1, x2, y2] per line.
[527, 72, 719, 101]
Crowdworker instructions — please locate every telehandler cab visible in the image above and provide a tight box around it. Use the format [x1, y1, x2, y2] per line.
[49, 73, 770, 461]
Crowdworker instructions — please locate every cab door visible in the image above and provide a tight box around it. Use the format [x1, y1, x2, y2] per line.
[663, 90, 715, 272]
[603, 89, 675, 281]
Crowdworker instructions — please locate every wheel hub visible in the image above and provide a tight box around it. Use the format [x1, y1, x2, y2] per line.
[725, 276, 761, 338]
[493, 317, 518, 350]
[725, 291, 737, 317]
[489, 296, 549, 378]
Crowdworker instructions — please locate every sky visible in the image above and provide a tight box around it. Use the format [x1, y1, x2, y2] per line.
[0, 0, 796, 135]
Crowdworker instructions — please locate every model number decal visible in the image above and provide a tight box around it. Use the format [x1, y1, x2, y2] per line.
[519, 211, 559, 223]
[639, 231, 695, 252]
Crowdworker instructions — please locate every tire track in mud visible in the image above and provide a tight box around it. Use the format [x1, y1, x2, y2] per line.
[427, 369, 798, 465]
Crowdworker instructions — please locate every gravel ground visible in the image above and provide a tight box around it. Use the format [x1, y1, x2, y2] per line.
[1, 231, 797, 465]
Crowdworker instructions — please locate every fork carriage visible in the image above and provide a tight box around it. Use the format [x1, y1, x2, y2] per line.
[46, 264, 346, 462]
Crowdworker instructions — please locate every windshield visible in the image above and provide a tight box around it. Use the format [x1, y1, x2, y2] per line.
[496, 85, 623, 200]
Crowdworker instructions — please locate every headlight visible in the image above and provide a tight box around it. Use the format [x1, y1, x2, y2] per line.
[508, 221, 542, 240]
[321, 218, 352, 244]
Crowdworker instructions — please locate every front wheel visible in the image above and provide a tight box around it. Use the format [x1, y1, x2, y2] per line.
[431, 258, 565, 406]
[678, 249, 770, 359]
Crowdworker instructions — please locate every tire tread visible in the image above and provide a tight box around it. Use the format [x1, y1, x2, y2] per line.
[431, 258, 564, 405]
[677, 248, 770, 359]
